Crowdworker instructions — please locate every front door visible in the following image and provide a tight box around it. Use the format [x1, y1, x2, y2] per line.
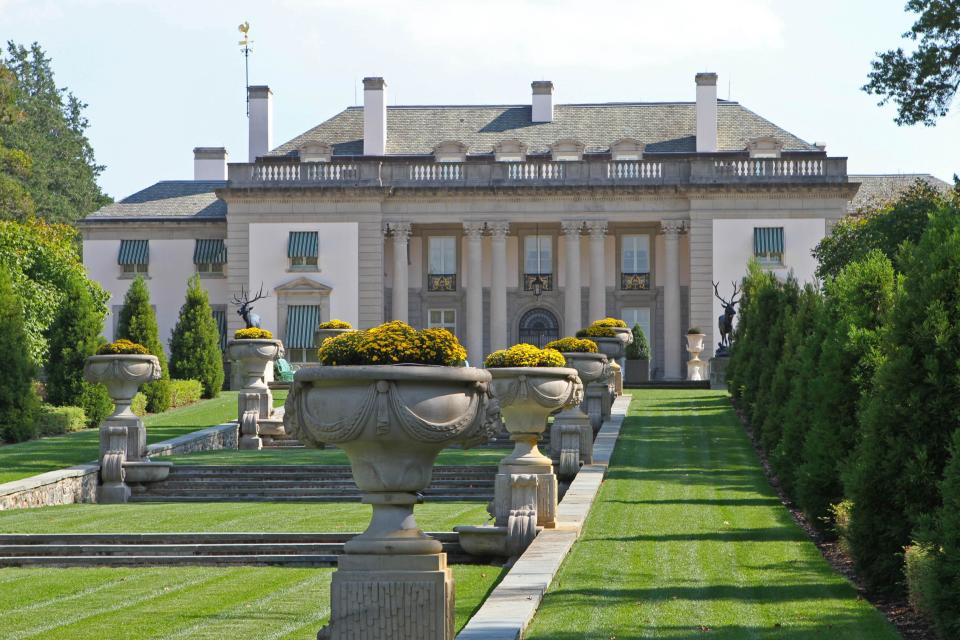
[517, 308, 560, 348]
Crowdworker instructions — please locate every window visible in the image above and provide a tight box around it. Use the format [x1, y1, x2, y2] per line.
[428, 309, 456, 333]
[212, 306, 227, 351]
[524, 234, 553, 291]
[118, 240, 149, 276]
[285, 304, 320, 363]
[288, 231, 319, 270]
[754, 227, 784, 267]
[621, 235, 650, 290]
[622, 307, 652, 357]
[428, 236, 457, 291]
[194, 239, 226, 275]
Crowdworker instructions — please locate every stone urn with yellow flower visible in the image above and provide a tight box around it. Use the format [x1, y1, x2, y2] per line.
[284, 321, 499, 640]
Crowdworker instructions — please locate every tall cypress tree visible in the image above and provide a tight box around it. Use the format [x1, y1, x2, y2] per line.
[116, 276, 170, 412]
[0, 263, 38, 441]
[45, 275, 112, 426]
[170, 275, 223, 398]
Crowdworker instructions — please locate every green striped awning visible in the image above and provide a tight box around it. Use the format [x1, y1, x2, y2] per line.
[287, 232, 318, 258]
[194, 239, 226, 265]
[117, 240, 149, 265]
[753, 227, 784, 255]
[212, 309, 227, 351]
[285, 305, 319, 348]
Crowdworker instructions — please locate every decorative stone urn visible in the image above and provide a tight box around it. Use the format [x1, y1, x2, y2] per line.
[83, 354, 170, 502]
[284, 364, 499, 640]
[610, 326, 634, 345]
[592, 336, 625, 361]
[226, 338, 284, 449]
[315, 327, 353, 348]
[686, 332, 706, 381]
[550, 353, 609, 479]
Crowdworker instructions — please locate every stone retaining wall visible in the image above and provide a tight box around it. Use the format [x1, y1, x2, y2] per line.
[146, 422, 238, 457]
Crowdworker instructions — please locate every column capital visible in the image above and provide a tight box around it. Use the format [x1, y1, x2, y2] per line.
[659, 219, 687, 236]
[384, 221, 412, 238]
[585, 220, 608, 238]
[463, 221, 486, 239]
[488, 221, 510, 238]
[560, 220, 584, 236]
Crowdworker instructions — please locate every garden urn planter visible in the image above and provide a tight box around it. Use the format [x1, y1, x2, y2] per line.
[610, 326, 634, 345]
[284, 364, 499, 640]
[487, 367, 581, 529]
[227, 338, 284, 449]
[84, 354, 164, 503]
[550, 353, 609, 479]
[315, 327, 353, 347]
[592, 336, 625, 361]
[686, 333, 706, 381]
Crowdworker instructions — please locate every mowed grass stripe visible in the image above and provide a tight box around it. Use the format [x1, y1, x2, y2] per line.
[524, 390, 900, 639]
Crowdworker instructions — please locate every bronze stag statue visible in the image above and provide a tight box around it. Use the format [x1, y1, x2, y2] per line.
[713, 281, 742, 355]
[232, 284, 268, 329]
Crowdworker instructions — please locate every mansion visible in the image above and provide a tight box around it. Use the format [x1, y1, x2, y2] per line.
[82, 72, 888, 380]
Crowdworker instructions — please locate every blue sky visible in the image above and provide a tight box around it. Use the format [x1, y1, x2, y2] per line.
[3, 0, 956, 199]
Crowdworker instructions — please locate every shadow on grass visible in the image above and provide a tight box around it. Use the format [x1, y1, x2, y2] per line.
[595, 525, 805, 543]
[604, 497, 782, 507]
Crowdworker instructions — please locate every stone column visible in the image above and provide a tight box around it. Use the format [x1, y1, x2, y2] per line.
[464, 222, 485, 364]
[587, 220, 607, 324]
[489, 222, 509, 352]
[562, 220, 583, 334]
[661, 220, 685, 379]
[387, 222, 411, 323]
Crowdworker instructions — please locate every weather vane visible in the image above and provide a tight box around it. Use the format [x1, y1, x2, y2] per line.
[238, 21, 252, 117]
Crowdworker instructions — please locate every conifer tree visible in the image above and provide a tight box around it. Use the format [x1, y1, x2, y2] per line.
[116, 276, 170, 412]
[0, 263, 38, 441]
[45, 275, 112, 426]
[169, 275, 223, 398]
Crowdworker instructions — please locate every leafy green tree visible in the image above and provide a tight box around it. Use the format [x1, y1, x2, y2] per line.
[0, 263, 39, 442]
[794, 252, 895, 523]
[45, 275, 112, 427]
[0, 219, 106, 366]
[0, 64, 34, 220]
[116, 276, 170, 413]
[930, 428, 960, 635]
[0, 42, 109, 223]
[846, 202, 960, 592]
[863, 0, 960, 126]
[169, 275, 224, 398]
[814, 180, 951, 280]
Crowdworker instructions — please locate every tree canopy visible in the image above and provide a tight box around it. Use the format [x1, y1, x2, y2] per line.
[0, 41, 110, 223]
[863, 0, 960, 126]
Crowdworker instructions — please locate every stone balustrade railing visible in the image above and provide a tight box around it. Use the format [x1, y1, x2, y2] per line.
[227, 154, 848, 189]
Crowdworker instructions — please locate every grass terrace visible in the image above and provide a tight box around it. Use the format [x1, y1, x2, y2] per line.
[524, 390, 900, 639]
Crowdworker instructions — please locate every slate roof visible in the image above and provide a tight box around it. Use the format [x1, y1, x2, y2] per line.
[269, 101, 819, 157]
[85, 181, 227, 221]
[848, 174, 952, 213]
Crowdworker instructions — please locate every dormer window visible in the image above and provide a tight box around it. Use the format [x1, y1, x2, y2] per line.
[299, 142, 332, 163]
[746, 136, 784, 159]
[494, 139, 527, 163]
[550, 139, 584, 162]
[433, 141, 467, 163]
[610, 138, 645, 161]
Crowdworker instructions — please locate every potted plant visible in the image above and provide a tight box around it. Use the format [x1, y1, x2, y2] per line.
[686, 326, 706, 352]
[576, 324, 625, 360]
[686, 327, 706, 381]
[315, 318, 353, 347]
[589, 317, 633, 345]
[85, 340, 161, 419]
[283, 321, 499, 638]
[624, 324, 650, 384]
[226, 327, 284, 397]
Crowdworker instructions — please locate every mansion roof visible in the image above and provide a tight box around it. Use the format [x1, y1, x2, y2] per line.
[85, 180, 226, 220]
[847, 174, 952, 213]
[269, 102, 820, 158]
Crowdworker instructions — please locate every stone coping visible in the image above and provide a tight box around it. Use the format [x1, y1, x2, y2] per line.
[456, 394, 630, 639]
[0, 463, 99, 500]
[146, 422, 238, 457]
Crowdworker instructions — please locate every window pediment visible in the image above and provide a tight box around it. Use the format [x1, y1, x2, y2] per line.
[494, 139, 528, 162]
[433, 140, 468, 163]
[275, 276, 332, 295]
[299, 142, 332, 163]
[610, 137, 645, 161]
[550, 139, 584, 162]
[746, 136, 783, 158]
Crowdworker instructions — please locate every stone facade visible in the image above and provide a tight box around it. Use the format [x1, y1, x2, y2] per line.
[0, 465, 99, 511]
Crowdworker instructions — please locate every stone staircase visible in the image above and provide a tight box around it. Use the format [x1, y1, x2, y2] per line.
[129, 465, 496, 503]
[0, 532, 468, 567]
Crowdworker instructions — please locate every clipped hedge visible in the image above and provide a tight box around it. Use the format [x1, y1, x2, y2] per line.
[131, 393, 147, 417]
[35, 405, 87, 436]
[169, 379, 203, 409]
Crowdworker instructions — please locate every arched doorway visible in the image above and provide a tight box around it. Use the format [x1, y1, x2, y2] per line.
[517, 308, 560, 348]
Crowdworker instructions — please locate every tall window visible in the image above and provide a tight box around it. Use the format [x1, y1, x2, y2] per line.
[621, 234, 650, 290]
[285, 304, 320, 363]
[428, 236, 457, 291]
[427, 309, 456, 333]
[524, 234, 553, 292]
[622, 307, 652, 358]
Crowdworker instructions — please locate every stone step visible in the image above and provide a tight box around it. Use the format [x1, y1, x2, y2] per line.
[140, 487, 494, 496]
[166, 465, 496, 475]
[0, 554, 340, 567]
[0, 532, 458, 545]
[129, 494, 492, 503]
[154, 480, 494, 490]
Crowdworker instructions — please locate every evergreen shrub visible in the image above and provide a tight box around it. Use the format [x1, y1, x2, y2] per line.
[0, 264, 39, 442]
[115, 276, 170, 413]
[626, 325, 650, 360]
[169, 275, 224, 398]
[35, 405, 86, 436]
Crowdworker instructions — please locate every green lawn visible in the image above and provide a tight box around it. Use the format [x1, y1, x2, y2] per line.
[166, 445, 505, 466]
[0, 391, 280, 485]
[524, 390, 900, 640]
[0, 501, 492, 533]
[0, 563, 503, 639]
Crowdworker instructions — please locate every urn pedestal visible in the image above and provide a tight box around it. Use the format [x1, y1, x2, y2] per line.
[285, 365, 499, 640]
[226, 338, 284, 449]
[550, 353, 608, 479]
[686, 333, 706, 382]
[83, 354, 170, 503]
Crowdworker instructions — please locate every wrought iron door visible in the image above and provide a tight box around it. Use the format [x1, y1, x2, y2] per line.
[517, 308, 560, 348]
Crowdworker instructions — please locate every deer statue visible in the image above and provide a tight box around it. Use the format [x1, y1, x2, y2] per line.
[713, 280, 742, 354]
[232, 283, 268, 329]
